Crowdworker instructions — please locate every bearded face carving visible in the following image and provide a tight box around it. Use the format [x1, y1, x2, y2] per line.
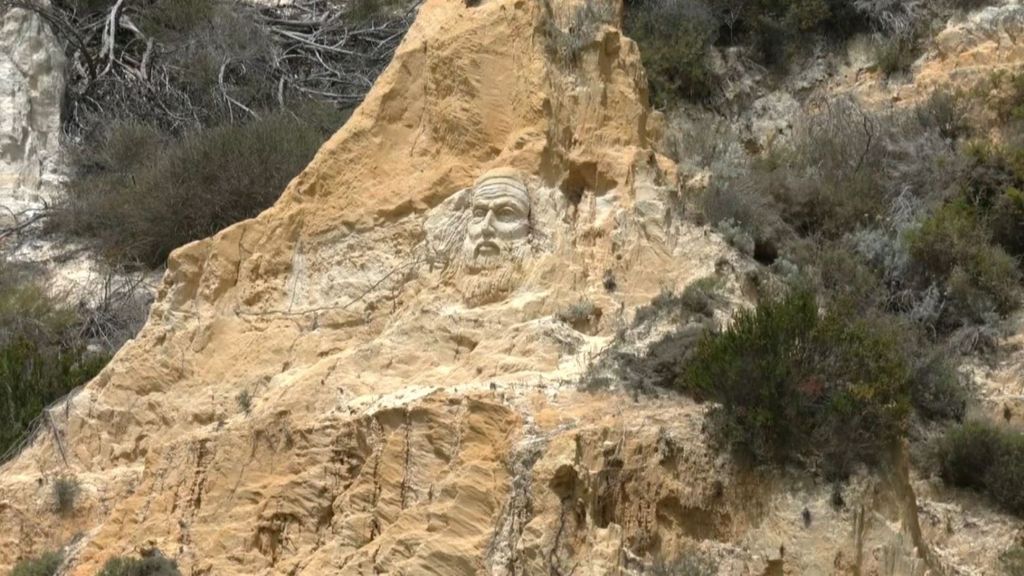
[461, 175, 531, 272]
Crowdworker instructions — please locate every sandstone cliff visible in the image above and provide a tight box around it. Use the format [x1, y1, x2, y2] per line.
[0, 0, 1021, 574]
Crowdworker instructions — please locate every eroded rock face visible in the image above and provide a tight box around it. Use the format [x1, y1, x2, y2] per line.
[0, 6, 64, 216]
[0, 0, 1019, 574]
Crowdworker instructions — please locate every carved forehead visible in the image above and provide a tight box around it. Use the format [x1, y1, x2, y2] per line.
[472, 177, 530, 209]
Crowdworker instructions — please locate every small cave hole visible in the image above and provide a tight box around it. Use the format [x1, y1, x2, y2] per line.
[753, 238, 778, 266]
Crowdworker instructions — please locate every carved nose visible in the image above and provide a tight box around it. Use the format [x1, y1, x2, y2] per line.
[481, 211, 496, 236]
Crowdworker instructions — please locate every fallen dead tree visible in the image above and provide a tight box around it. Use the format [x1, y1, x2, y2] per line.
[1, 0, 418, 134]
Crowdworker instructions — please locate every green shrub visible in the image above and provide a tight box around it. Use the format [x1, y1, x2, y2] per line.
[9, 550, 62, 576]
[991, 187, 1024, 257]
[701, 180, 784, 249]
[97, 555, 181, 576]
[915, 89, 969, 140]
[624, 0, 718, 103]
[55, 105, 348, 267]
[53, 476, 81, 516]
[906, 350, 967, 422]
[874, 33, 919, 75]
[0, 262, 108, 462]
[937, 421, 1024, 517]
[679, 275, 725, 317]
[786, 0, 831, 30]
[907, 203, 1021, 326]
[680, 289, 910, 477]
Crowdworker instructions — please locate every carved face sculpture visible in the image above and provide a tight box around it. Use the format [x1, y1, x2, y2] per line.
[462, 176, 531, 270]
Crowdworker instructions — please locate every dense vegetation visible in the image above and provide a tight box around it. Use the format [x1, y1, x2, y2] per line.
[604, 5, 1024, 521]
[97, 555, 181, 576]
[53, 105, 348, 266]
[623, 0, 1001, 105]
[937, 421, 1024, 516]
[8, 551, 62, 576]
[680, 289, 911, 477]
[12, 0, 412, 268]
[0, 262, 109, 462]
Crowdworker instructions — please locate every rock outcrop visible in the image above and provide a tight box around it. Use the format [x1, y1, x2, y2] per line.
[0, 0, 1020, 574]
[0, 5, 63, 215]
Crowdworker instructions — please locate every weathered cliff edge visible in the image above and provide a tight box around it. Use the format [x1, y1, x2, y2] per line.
[0, 0, 1021, 574]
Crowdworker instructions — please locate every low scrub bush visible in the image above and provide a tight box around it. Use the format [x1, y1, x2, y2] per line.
[557, 299, 600, 330]
[906, 350, 967, 422]
[53, 475, 81, 516]
[624, 0, 718, 104]
[679, 289, 911, 477]
[915, 89, 969, 140]
[679, 275, 725, 317]
[624, 0, 940, 102]
[907, 202, 1020, 326]
[991, 187, 1024, 258]
[873, 33, 918, 75]
[0, 262, 108, 462]
[936, 421, 1024, 516]
[10, 550, 63, 576]
[54, 105, 348, 267]
[97, 555, 181, 576]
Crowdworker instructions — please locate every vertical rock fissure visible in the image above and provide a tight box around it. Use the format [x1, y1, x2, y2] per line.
[486, 424, 547, 576]
[399, 407, 413, 509]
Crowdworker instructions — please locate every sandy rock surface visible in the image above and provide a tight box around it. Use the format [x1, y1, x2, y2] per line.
[0, 0, 1022, 574]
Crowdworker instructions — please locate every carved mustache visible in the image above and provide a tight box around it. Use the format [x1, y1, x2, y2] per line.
[474, 240, 501, 257]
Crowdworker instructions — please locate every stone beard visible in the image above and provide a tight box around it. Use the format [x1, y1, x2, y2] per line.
[449, 175, 532, 305]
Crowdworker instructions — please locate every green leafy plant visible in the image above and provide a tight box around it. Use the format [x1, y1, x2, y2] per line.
[680, 289, 910, 477]
[97, 555, 181, 576]
[937, 421, 1024, 517]
[908, 203, 1021, 326]
[624, 0, 718, 103]
[0, 263, 109, 462]
[9, 550, 63, 576]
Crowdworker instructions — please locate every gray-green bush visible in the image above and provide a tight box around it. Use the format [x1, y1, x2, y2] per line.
[97, 555, 181, 576]
[9, 550, 62, 576]
[54, 105, 348, 267]
[907, 202, 1021, 327]
[53, 476, 81, 516]
[937, 421, 1024, 517]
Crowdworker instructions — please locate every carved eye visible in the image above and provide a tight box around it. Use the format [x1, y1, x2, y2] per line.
[472, 207, 487, 218]
[497, 208, 519, 221]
